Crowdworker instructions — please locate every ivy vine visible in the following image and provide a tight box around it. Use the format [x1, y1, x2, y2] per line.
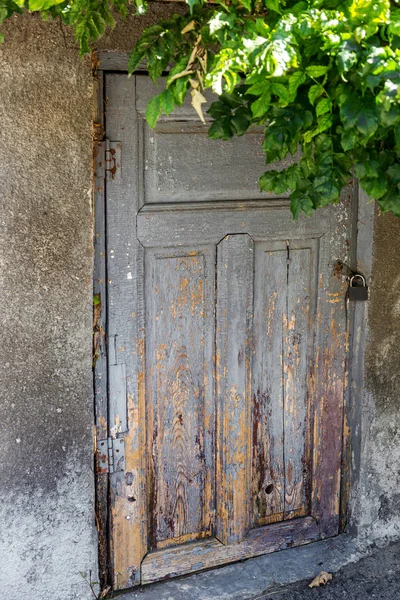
[2, 0, 400, 219]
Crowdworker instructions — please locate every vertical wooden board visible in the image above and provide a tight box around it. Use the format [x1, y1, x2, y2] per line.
[283, 246, 313, 519]
[93, 70, 109, 585]
[105, 73, 147, 589]
[108, 363, 128, 437]
[216, 234, 254, 545]
[252, 244, 287, 525]
[311, 217, 350, 537]
[146, 247, 215, 550]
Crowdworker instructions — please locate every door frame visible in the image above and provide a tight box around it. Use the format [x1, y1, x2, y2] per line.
[92, 50, 375, 590]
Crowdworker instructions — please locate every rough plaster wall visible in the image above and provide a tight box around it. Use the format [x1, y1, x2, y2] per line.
[0, 14, 96, 600]
[356, 212, 400, 544]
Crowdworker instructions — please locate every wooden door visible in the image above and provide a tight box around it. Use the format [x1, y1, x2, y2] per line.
[103, 74, 354, 590]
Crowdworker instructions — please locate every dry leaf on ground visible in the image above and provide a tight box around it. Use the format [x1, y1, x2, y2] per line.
[309, 571, 333, 588]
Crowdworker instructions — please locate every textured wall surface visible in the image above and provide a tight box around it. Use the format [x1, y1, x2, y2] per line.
[0, 14, 96, 600]
[356, 211, 400, 543]
[0, 6, 400, 600]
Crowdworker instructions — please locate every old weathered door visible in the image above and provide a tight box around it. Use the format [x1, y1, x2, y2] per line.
[102, 73, 353, 589]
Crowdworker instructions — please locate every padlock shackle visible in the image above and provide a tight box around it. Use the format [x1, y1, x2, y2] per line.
[350, 274, 366, 287]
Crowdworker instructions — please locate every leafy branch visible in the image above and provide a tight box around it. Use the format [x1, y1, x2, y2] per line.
[2, 0, 400, 218]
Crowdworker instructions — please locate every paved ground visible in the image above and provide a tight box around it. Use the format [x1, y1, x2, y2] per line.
[262, 541, 400, 600]
[115, 536, 400, 600]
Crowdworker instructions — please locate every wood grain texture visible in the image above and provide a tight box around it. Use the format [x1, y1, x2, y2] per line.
[252, 244, 287, 524]
[283, 245, 314, 519]
[146, 247, 215, 550]
[216, 235, 254, 545]
[141, 516, 320, 583]
[137, 203, 329, 248]
[102, 73, 355, 589]
[93, 70, 109, 586]
[105, 74, 147, 589]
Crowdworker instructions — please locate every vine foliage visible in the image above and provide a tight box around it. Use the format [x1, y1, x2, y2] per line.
[2, 0, 400, 218]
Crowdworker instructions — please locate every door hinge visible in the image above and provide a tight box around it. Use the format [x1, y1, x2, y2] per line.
[97, 436, 125, 474]
[105, 140, 121, 180]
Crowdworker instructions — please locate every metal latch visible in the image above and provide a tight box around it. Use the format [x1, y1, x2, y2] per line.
[105, 140, 121, 181]
[97, 437, 125, 474]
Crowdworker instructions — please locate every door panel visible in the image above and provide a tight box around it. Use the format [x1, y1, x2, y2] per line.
[104, 73, 354, 589]
[146, 247, 215, 550]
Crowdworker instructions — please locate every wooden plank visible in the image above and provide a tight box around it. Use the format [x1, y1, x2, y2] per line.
[145, 247, 215, 550]
[109, 363, 128, 436]
[215, 234, 254, 545]
[311, 209, 351, 537]
[340, 186, 374, 533]
[283, 245, 313, 519]
[137, 205, 329, 248]
[134, 76, 297, 204]
[252, 243, 287, 525]
[105, 73, 147, 589]
[141, 516, 320, 583]
[93, 70, 110, 588]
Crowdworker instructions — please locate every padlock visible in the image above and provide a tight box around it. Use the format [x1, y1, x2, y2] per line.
[348, 274, 368, 301]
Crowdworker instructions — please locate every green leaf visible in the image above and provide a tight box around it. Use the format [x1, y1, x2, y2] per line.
[208, 118, 233, 140]
[317, 113, 333, 133]
[251, 90, 272, 118]
[160, 89, 175, 115]
[306, 65, 330, 78]
[128, 48, 146, 75]
[336, 49, 358, 75]
[341, 129, 357, 151]
[246, 81, 271, 96]
[360, 177, 388, 198]
[308, 84, 324, 106]
[264, 0, 282, 14]
[288, 71, 306, 99]
[313, 176, 340, 203]
[316, 97, 332, 117]
[231, 108, 251, 136]
[271, 82, 290, 105]
[29, 0, 64, 10]
[339, 91, 379, 137]
[146, 95, 162, 129]
[173, 77, 189, 107]
[290, 192, 314, 220]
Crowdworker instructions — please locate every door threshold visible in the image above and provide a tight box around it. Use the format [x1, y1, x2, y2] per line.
[112, 534, 362, 600]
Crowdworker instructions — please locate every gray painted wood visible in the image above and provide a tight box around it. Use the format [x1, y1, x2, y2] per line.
[145, 246, 215, 550]
[283, 244, 314, 519]
[103, 73, 355, 589]
[93, 69, 110, 587]
[141, 516, 320, 583]
[135, 77, 297, 205]
[215, 234, 254, 545]
[252, 242, 287, 524]
[109, 363, 128, 435]
[105, 73, 147, 589]
[137, 204, 329, 248]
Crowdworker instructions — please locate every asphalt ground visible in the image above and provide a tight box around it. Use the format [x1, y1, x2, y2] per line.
[261, 541, 400, 600]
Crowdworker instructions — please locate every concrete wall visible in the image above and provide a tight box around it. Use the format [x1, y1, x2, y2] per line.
[357, 211, 400, 542]
[0, 7, 399, 600]
[0, 13, 95, 600]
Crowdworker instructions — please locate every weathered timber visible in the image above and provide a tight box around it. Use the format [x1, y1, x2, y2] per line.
[215, 234, 254, 544]
[141, 517, 320, 583]
[102, 73, 354, 590]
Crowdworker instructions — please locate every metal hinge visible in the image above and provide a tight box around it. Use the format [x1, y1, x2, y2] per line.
[97, 437, 125, 474]
[105, 140, 121, 180]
